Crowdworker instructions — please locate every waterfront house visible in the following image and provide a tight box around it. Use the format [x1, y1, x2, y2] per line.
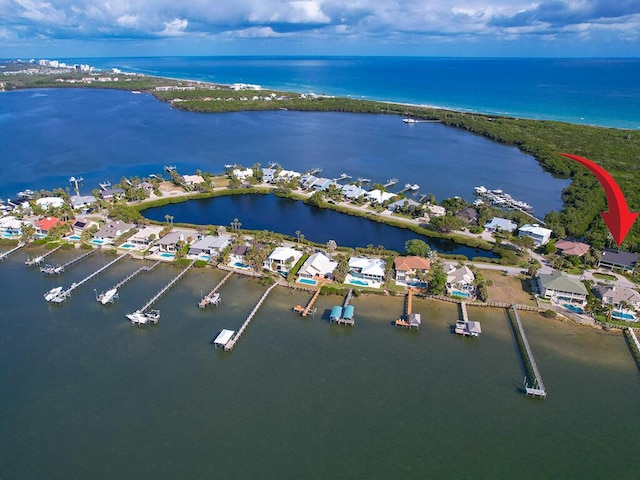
[593, 285, 640, 313]
[155, 230, 191, 254]
[537, 271, 587, 305]
[484, 217, 518, 233]
[70, 194, 97, 211]
[188, 234, 232, 257]
[455, 207, 478, 225]
[229, 244, 250, 266]
[35, 196, 65, 210]
[0, 216, 23, 237]
[598, 249, 638, 273]
[264, 246, 303, 274]
[94, 220, 135, 242]
[341, 184, 367, 200]
[387, 198, 423, 213]
[127, 225, 163, 250]
[311, 178, 334, 191]
[445, 263, 475, 296]
[555, 239, 591, 257]
[231, 168, 253, 182]
[139, 182, 155, 195]
[100, 188, 125, 201]
[34, 216, 64, 236]
[300, 174, 319, 189]
[518, 224, 553, 246]
[366, 189, 396, 205]
[298, 252, 338, 280]
[276, 169, 301, 183]
[262, 168, 277, 183]
[182, 174, 205, 187]
[348, 256, 386, 283]
[425, 204, 446, 217]
[394, 256, 431, 286]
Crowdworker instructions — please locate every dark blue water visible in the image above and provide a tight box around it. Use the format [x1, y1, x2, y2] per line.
[143, 193, 495, 257]
[0, 88, 569, 216]
[81, 56, 640, 129]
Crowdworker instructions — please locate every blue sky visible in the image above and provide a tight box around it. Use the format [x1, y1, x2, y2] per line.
[1, 0, 639, 58]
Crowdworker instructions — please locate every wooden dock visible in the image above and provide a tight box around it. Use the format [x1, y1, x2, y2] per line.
[113, 260, 161, 290]
[510, 306, 547, 399]
[49, 252, 129, 303]
[25, 244, 63, 266]
[292, 281, 326, 317]
[0, 243, 25, 261]
[395, 288, 420, 329]
[626, 327, 640, 355]
[199, 269, 234, 308]
[126, 260, 195, 319]
[42, 248, 95, 274]
[224, 282, 278, 351]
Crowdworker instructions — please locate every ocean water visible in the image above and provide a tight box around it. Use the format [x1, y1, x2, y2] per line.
[82, 56, 640, 129]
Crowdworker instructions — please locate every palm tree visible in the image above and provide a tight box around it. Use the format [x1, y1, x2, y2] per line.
[295, 230, 301, 243]
[230, 218, 242, 234]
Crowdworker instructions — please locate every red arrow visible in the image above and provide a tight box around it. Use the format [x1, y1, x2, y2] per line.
[560, 153, 638, 246]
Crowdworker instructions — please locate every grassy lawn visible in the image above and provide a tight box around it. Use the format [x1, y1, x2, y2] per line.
[482, 270, 537, 306]
[593, 272, 618, 281]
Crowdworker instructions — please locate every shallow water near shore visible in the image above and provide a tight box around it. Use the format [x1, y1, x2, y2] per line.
[1, 250, 639, 479]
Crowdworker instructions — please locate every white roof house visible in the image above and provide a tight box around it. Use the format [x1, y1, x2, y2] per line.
[127, 225, 163, 249]
[445, 263, 475, 292]
[188, 234, 232, 256]
[341, 184, 367, 199]
[262, 168, 277, 182]
[276, 169, 301, 182]
[519, 224, 553, 245]
[70, 195, 97, 210]
[484, 217, 518, 232]
[366, 190, 396, 204]
[36, 197, 65, 209]
[298, 252, 338, 279]
[232, 168, 254, 181]
[425, 204, 446, 217]
[348, 256, 386, 282]
[264, 246, 303, 274]
[182, 174, 205, 185]
[94, 220, 135, 241]
[0, 216, 23, 236]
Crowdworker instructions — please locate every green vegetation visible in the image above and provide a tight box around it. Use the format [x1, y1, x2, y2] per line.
[7, 69, 640, 251]
[592, 272, 618, 281]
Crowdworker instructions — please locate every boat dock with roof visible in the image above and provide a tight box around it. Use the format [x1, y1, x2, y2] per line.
[223, 282, 278, 351]
[395, 288, 421, 329]
[454, 302, 482, 337]
[330, 288, 355, 326]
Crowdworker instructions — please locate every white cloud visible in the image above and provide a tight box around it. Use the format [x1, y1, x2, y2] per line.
[160, 18, 188, 36]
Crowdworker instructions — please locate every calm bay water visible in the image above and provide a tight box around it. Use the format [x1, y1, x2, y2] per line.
[1, 250, 639, 479]
[143, 193, 495, 258]
[2, 75, 640, 478]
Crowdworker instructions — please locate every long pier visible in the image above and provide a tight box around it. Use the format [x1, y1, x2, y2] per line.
[383, 178, 398, 188]
[25, 244, 63, 266]
[50, 252, 129, 303]
[627, 327, 640, 355]
[44, 248, 95, 274]
[460, 302, 469, 322]
[510, 306, 547, 399]
[0, 243, 25, 261]
[293, 281, 325, 317]
[225, 282, 278, 351]
[133, 260, 195, 315]
[113, 260, 161, 290]
[199, 269, 234, 308]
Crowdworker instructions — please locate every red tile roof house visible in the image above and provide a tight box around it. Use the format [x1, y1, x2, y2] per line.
[555, 239, 591, 257]
[395, 256, 431, 286]
[34, 216, 65, 236]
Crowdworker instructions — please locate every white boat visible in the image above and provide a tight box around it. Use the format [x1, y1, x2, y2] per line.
[44, 286, 63, 302]
[40, 264, 64, 274]
[403, 118, 416, 124]
[25, 255, 44, 266]
[96, 287, 118, 305]
[17, 189, 35, 200]
[410, 184, 420, 191]
[127, 309, 160, 325]
[474, 185, 488, 194]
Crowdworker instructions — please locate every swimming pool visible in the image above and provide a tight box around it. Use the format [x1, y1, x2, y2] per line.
[563, 304, 585, 314]
[90, 238, 107, 245]
[612, 311, 636, 320]
[348, 279, 369, 287]
[233, 262, 249, 269]
[120, 243, 136, 249]
[199, 255, 211, 261]
[68, 234, 81, 241]
[452, 290, 471, 298]
[160, 252, 175, 259]
[298, 278, 317, 286]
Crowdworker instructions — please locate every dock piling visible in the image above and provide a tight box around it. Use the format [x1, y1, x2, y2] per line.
[510, 306, 547, 399]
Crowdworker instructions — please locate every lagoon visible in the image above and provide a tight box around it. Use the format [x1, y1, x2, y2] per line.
[143, 193, 495, 257]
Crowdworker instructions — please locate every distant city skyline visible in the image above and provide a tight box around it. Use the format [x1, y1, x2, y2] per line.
[1, 0, 639, 58]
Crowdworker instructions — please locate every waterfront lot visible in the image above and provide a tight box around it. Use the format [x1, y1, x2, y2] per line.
[483, 269, 537, 306]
